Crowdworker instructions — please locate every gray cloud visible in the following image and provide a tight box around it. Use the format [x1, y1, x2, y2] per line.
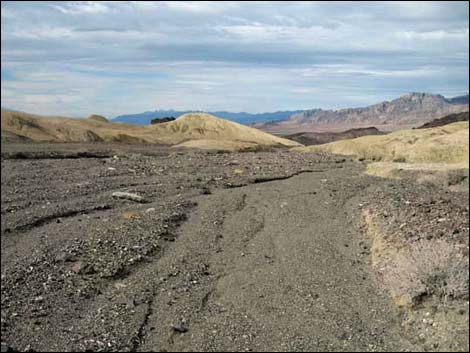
[1, 1, 468, 116]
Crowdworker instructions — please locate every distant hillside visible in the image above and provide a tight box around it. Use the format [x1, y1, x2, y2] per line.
[1, 109, 300, 151]
[417, 111, 469, 129]
[255, 93, 469, 134]
[295, 121, 469, 165]
[113, 110, 303, 125]
[283, 127, 385, 146]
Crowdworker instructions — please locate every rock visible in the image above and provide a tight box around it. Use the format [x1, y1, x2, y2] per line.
[145, 208, 156, 213]
[71, 261, 95, 275]
[171, 323, 188, 333]
[122, 212, 140, 221]
[34, 296, 44, 303]
[112, 191, 147, 203]
[201, 187, 212, 195]
[107, 167, 116, 171]
[55, 252, 76, 263]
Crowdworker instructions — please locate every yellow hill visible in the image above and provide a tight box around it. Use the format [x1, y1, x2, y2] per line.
[294, 122, 469, 165]
[1, 110, 300, 150]
[153, 113, 300, 149]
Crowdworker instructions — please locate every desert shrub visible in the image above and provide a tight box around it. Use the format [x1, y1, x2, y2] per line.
[386, 239, 469, 305]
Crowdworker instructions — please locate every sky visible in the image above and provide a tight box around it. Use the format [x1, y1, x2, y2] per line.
[1, 1, 469, 117]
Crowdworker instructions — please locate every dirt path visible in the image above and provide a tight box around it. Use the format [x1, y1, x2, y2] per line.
[137, 168, 414, 351]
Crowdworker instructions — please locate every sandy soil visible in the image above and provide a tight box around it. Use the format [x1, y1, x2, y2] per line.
[1, 143, 468, 352]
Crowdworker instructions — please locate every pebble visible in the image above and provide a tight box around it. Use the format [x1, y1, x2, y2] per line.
[34, 296, 44, 303]
[55, 252, 76, 263]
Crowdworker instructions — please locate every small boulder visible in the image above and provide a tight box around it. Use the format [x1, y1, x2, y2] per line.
[112, 191, 147, 203]
[122, 212, 140, 221]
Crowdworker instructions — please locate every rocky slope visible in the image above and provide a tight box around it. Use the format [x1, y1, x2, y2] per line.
[255, 93, 469, 134]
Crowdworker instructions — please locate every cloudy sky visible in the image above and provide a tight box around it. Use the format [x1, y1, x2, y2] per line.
[1, 1, 469, 117]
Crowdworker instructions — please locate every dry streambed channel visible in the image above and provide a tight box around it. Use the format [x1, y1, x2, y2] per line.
[1, 143, 468, 352]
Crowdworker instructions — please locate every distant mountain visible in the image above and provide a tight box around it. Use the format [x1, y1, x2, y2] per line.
[113, 110, 303, 125]
[254, 93, 469, 134]
[448, 94, 469, 105]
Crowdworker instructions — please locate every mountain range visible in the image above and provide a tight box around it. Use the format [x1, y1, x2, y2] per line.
[112, 93, 468, 134]
[254, 93, 469, 134]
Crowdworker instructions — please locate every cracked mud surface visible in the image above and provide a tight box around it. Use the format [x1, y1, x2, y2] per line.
[1, 143, 468, 351]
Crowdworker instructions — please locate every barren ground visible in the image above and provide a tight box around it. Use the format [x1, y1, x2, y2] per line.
[1, 143, 468, 352]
